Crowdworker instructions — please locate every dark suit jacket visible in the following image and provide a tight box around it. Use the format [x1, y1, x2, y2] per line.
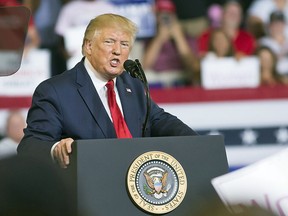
[17, 59, 197, 160]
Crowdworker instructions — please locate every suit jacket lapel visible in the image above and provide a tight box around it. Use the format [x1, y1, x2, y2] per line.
[75, 63, 116, 138]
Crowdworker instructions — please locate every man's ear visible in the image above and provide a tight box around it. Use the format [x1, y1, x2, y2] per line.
[84, 39, 92, 55]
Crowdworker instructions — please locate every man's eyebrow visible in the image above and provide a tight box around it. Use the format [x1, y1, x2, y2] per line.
[103, 37, 130, 44]
[104, 37, 115, 41]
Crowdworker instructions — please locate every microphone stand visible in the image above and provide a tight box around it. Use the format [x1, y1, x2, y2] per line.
[134, 59, 151, 137]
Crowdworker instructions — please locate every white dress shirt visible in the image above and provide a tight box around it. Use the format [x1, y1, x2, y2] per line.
[84, 57, 124, 120]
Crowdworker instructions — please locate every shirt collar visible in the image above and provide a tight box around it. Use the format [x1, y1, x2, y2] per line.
[84, 58, 117, 91]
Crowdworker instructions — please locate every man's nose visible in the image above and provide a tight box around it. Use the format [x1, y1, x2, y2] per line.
[112, 43, 121, 55]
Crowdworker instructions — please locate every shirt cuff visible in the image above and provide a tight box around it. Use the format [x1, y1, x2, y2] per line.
[50, 141, 60, 161]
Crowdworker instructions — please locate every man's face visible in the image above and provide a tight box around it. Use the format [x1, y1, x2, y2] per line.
[223, 3, 242, 29]
[86, 27, 132, 80]
[270, 20, 285, 35]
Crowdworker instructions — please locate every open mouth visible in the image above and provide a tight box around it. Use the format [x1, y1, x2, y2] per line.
[110, 59, 120, 67]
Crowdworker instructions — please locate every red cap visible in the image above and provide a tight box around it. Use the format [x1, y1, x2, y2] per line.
[155, 0, 176, 13]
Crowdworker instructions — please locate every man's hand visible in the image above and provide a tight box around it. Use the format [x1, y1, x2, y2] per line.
[53, 138, 74, 168]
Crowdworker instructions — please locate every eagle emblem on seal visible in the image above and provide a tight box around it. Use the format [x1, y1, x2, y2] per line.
[143, 168, 170, 199]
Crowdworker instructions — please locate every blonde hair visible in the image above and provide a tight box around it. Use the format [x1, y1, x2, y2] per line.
[82, 13, 138, 56]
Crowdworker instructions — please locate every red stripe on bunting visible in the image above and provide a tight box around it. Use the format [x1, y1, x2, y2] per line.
[0, 85, 287, 108]
[150, 85, 288, 104]
[0, 96, 32, 108]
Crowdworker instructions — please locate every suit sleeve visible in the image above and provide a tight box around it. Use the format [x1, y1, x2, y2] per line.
[17, 81, 63, 158]
[149, 100, 198, 137]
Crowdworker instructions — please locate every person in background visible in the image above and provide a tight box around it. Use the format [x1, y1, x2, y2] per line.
[247, 0, 288, 39]
[142, 0, 200, 87]
[0, 110, 26, 159]
[199, 28, 235, 86]
[17, 13, 198, 168]
[258, 10, 288, 77]
[205, 28, 234, 59]
[31, 0, 67, 76]
[256, 46, 288, 85]
[171, 0, 226, 38]
[198, 0, 256, 59]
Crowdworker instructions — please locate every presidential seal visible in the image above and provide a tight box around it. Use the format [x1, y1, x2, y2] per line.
[127, 151, 187, 214]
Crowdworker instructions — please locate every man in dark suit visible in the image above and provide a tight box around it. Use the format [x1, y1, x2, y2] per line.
[17, 13, 198, 168]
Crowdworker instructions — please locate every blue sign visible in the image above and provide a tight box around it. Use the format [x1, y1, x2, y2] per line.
[110, 0, 156, 38]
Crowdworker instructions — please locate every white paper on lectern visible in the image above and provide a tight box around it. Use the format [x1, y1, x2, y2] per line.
[211, 147, 288, 215]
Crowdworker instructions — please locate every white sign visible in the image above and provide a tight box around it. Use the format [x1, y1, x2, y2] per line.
[64, 27, 85, 69]
[211, 147, 288, 215]
[201, 56, 260, 89]
[0, 49, 50, 96]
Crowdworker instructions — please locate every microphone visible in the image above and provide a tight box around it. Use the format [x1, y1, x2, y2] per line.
[123, 59, 151, 137]
[123, 59, 143, 81]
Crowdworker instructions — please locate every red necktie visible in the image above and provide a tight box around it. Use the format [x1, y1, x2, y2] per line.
[106, 80, 132, 138]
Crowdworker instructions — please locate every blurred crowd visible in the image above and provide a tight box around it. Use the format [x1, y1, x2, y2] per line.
[2, 0, 288, 88]
[0, 1, 288, 215]
[2, 0, 288, 157]
[142, 0, 288, 87]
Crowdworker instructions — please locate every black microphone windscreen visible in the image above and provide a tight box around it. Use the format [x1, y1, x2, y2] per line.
[124, 59, 138, 78]
[123, 59, 136, 71]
